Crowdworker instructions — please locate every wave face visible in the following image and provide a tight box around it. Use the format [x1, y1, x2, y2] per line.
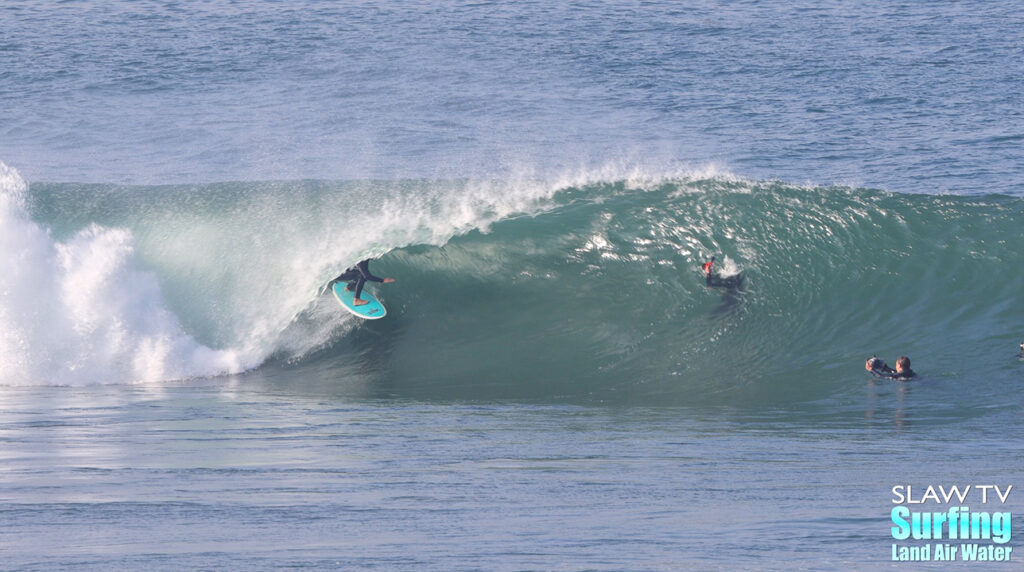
[4, 163, 1024, 404]
[1, 162, 574, 385]
[334, 178, 1024, 405]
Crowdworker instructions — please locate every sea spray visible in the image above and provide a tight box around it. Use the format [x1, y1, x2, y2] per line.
[0, 163, 253, 385]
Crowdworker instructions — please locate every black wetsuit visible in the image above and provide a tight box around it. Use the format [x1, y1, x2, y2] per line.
[707, 272, 744, 289]
[870, 365, 916, 381]
[328, 259, 384, 300]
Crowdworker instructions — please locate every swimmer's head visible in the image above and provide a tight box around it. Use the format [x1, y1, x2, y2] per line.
[895, 356, 911, 372]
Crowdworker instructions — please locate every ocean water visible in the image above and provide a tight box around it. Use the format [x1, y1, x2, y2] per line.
[2, 1, 1023, 570]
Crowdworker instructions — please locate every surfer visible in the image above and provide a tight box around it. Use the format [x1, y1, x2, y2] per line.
[702, 256, 743, 289]
[893, 356, 916, 380]
[866, 356, 916, 381]
[323, 259, 395, 306]
[702, 257, 715, 281]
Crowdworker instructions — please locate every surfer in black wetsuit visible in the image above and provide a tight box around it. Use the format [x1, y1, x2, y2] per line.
[866, 356, 916, 381]
[322, 259, 394, 306]
[702, 256, 743, 289]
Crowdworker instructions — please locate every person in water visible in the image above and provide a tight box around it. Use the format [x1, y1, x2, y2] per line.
[866, 356, 916, 381]
[702, 256, 743, 289]
[702, 256, 715, 280]
[323, 259, 395, 306]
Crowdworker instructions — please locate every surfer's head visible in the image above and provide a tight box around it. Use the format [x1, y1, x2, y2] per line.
[895, 356, 911, 372]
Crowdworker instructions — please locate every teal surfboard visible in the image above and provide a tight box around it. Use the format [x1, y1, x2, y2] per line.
[332, 282, 387, 319]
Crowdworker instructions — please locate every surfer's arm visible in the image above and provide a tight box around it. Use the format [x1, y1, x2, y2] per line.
[869, 368, 892, 379]
[869, 367, 900, 379]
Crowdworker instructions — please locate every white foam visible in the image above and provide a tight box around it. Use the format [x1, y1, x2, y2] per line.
[0, 163, 255, 385]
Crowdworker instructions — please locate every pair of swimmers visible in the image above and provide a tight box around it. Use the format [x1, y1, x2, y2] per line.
[865, 336, 1024, 381]
[866, 356, 917, 381]
[872, 343, 1023, 380]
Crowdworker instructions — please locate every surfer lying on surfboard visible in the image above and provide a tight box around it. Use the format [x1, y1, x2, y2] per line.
[321, 259, 395, 306]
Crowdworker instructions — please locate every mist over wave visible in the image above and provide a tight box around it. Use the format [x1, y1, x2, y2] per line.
[4, 160, 1023, 402]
